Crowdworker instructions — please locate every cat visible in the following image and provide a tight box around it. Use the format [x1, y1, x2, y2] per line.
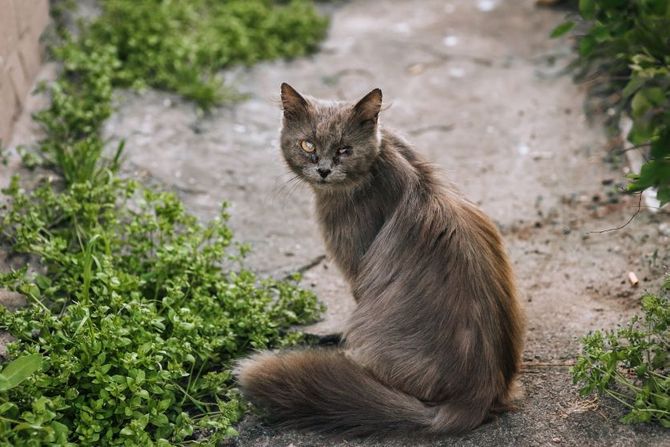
[234, 83, 526, 437]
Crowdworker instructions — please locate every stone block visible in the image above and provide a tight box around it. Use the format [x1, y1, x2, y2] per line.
[0, 0, 18, 61]
[33, 0, 50, 36]
[14, 0, 50, 39]
[5, 49, 29, 104]
[17, 31, 42, 81]
[12, 0, 45, 36]
[0, 70, 17, 145]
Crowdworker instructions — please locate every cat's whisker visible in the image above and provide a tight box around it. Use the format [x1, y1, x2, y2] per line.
[282, 182, 307, 200]
[272, 175, 306, 200]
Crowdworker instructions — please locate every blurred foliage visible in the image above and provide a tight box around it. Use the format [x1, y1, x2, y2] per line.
[553, 0, 670, 205]
[73, 0, 328, 108]
[572, 277, 670, 427]
[554, 0, 670, 428]
[0, 0, 327, 445]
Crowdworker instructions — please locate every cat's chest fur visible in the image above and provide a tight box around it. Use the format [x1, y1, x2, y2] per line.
[313, 151, 406, 285]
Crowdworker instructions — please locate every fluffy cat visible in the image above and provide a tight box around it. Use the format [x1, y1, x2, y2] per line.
[234, 83, 525, 437]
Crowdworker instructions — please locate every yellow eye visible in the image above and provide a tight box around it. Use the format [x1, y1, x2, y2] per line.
[300, 140, 315, 153]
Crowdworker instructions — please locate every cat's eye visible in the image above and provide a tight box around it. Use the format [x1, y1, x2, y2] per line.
[337, 146, 352, 156]
[300, 140, 315, 153]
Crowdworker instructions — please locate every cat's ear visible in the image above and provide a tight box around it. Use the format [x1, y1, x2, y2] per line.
[352, 88, 382, 126]
[281, 83, 309, 119]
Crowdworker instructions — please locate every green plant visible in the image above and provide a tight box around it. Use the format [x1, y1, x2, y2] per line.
[0, 0, 328, 444]
[32, 40, 119, 184]
[553, 0, 670, 204]
[80, 0, 328, 109]
[572, 277, 670, 427]
[0, 176, 322, 445]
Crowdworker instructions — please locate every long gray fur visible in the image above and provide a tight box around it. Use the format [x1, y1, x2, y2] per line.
[234, 84, 526, 437]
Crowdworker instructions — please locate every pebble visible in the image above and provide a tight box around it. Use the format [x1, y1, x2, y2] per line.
[477, 0, 499, 12]
[517, 144, 530, 156]
[443, 35, 459, 47]
[407, 63, 425, 75]
[448, 67, 465, 78]
[392, 22, 411, 35]
[0, 290, 27, 311]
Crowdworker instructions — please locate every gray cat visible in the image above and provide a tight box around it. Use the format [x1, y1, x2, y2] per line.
[234, 84, 526, 436]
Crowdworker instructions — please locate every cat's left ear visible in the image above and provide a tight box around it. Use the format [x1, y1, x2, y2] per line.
[281, 83, 309, 119]
[352, 88, 382, 126]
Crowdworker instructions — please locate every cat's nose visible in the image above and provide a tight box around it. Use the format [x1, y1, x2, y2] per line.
[317, 168, 331, 179]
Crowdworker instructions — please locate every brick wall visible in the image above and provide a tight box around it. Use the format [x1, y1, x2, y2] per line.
[0, 0, 50, 145]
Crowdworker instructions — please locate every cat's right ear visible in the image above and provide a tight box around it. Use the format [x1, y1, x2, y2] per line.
[281, 83, 309, 119]
[352, 88, 382, 127]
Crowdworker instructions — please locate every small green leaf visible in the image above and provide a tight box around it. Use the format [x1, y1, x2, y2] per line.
[579, 0, 596, 19]
[651, 130, 670, 158]
[631, 90, 653, 119]
[0, 402, 17, 414]
[152, 413, 169, 427]
[34, 275, 51, 290]
[591, 23, 610, 42]
[628, 120, 654, 145]
[579, 35, 596, 57]
[0, 354, 43, 391]
[657, 184, 670, 205]
[550, 21, 575, 38]
[622, 76, 644, 99]
[644, 87, 666, 106]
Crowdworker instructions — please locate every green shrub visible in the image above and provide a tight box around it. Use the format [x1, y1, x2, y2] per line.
[82, 0, 328, 109]
[0, 0, 328, 445]
[553, 0, 670, 204]
[0, 175, 322, 445]
[555, 2, 670, 428]
[33, 40, 119, 184]
[572, 277, 670, 427]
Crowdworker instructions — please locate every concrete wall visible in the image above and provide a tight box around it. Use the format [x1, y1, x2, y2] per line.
[0, 0, 50, 145]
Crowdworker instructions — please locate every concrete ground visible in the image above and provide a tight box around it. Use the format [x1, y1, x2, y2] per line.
[3, 0, 670, 446]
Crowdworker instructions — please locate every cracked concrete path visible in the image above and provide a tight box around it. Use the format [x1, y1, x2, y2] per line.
[4, 0, 670, 446]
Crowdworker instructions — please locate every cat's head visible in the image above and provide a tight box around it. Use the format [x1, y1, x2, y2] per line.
[279, 83, 383, 189]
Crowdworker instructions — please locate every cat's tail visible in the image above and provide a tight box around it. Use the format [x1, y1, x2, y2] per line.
[234, 349, 488, 437]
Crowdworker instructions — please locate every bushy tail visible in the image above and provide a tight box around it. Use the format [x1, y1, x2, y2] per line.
[234, 349, 488, 437]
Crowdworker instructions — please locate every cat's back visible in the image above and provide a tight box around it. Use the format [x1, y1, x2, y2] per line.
[376, 129, 517, 305]
[352, 130, 523, 380]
